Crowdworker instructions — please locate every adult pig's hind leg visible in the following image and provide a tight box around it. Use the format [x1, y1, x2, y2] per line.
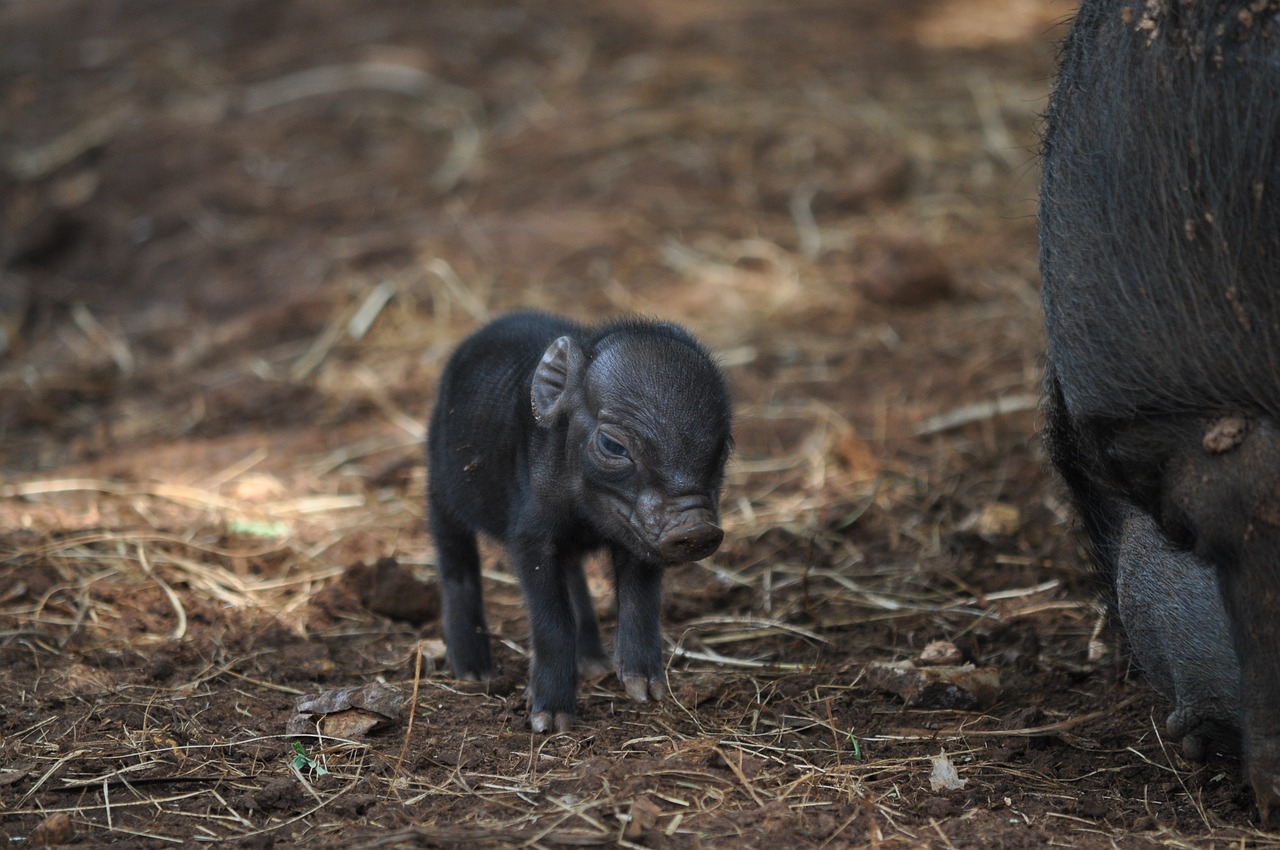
[1115, 507, 1241, 761]
[1044, 376, 1241, 759]
[1132, 416, 1280, 824]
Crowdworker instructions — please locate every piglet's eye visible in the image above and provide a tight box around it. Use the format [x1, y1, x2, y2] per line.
[597, 432, 629, 459]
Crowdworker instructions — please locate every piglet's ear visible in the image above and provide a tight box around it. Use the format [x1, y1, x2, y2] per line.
[531, 336, 584, 426]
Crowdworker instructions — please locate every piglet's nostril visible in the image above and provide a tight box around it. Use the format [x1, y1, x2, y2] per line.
[658, 521, 723, 563]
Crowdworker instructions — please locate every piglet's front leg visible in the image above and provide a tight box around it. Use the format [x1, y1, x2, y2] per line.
[513, 533, 579, 733]
[613, 547, 667, 703]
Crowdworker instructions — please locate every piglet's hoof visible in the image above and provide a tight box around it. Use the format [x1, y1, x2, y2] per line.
[529, 710, 574, 734]
[454, 670, 496, 693]
[622, 673, 667, 703]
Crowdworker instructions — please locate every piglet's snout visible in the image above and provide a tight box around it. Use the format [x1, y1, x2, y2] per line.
[657, 517, 723, 563]
[636, 491, 723, 563]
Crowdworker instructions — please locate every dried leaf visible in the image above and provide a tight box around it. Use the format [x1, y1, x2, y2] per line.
[319, 708, 384, 739]
[622, 796, 662, 841]
[296, 681, 406, 718]
[30, 812, 75, 847]
[929, 751, 967, 792]
[918, 640, 963, 666]
[291, 682, 407, 737]
[0, 769, 27, 788]
[963, 503, 1021, 539]
[866, 660, 1000, 710]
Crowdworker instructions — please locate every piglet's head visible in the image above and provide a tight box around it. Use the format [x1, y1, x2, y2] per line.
[531, 328, 732, 564]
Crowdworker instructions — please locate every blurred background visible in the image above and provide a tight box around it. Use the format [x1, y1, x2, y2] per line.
[16, 4, 1247, 849]
[0, 0, 1058, 480]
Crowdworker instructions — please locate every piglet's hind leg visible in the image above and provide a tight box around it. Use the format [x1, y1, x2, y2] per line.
[430, 505, 494, 681]
[567, 558, 612, 680]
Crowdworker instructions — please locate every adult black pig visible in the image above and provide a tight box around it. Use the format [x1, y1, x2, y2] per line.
[1040, 0, 1280, 821]
[426, 310, 732, 733]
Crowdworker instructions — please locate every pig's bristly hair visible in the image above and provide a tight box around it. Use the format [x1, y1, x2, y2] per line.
[579, 316, 734, 461]
[580, 316, 713, 368]
[1040, 0, 1280, 424]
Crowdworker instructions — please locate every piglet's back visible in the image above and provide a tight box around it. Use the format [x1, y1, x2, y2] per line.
[427, 311, 582, 536]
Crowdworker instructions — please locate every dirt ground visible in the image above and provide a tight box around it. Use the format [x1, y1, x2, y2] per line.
[0, 0, 1272, 847]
